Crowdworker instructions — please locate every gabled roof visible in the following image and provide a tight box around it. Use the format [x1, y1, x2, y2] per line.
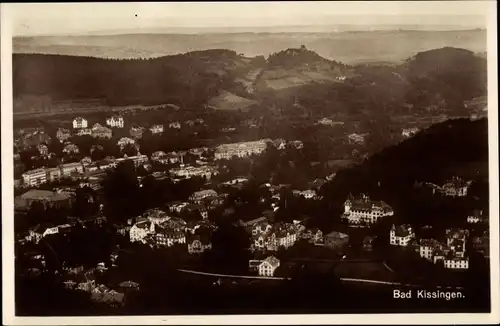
[261, 256, 280, 268]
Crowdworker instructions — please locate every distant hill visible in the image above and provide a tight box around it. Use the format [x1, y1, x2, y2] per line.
[13, 30, 486, 64]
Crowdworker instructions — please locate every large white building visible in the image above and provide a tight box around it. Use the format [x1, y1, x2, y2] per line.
[170, 165, 218, 180]
[443, 258, 469, 269]
[342, 194, 394, 226]
[22, 168, 47, 187]
[214, 139, 270, 160]
[106, 115, 124, 128]
[419, 239, 444, 261]
[73, 117, 88, 129]
[129, 219, 156, 243]
[389, 224, 415, 246]
[60, 162, 84, 177]
[150, 124, 164, 135]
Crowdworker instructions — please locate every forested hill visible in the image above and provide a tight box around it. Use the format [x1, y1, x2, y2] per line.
[320, 118, 489, 215]
[13, 50, 250, 107]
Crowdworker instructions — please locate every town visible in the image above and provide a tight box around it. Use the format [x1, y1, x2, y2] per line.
[14, 108, 490, 311]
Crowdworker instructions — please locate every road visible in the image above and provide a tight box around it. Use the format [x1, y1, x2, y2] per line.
[177, 268, 465, 290]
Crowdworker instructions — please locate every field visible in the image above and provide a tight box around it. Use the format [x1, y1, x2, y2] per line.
[207, 90, 257, 112]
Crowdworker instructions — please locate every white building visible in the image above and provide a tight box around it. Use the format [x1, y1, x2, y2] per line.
[342, 194, 394, 226]
[189, 189, 218, 203]
[91, 123, 112, 139]
[63, 143, 80, 155]
[60, 162, 84, 177]
[22, 168, 47, 187]
[292, 189, 318, 199]
[419, 239, 443, 261]
[106, 115, 124, 128]
[143, 208, 171, 225]
[117, 137, 136, 149]
[467, 210, 486, 224]
[56, 128, 71, 142]
[401, 127, 420, 138]
[73, 117, 88, 129]
[390, 224, 415, 246]
[258, 256, 280, 277]
[168, 121, 181, 129]
[444, 258, 469, 269]
[440, 177, 472, 197]
[46, 167, 62, 183]
[76, 128, 92, 136]
[129, 220, 155, 243]
[170, 165, 218, 180]
[214, 139, 270, 160]
[37, 144, 49, 156]
[150, 124, 164, 134]
[348, 133, 366, 145]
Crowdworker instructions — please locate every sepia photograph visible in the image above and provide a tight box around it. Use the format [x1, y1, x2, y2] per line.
[1, 1, 498, 325]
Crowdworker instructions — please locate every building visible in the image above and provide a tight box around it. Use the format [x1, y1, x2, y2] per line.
[73, 117, 88, 129]
[348, 133, 366, 145]
[342, 194, 394, 226]
[362, 236, 377, 251]
[91, 123, 113, 139]
[440, 177, 472, 197]
[76, 128, 92, 136]
[60, 162, 84, 177]
[56, 128, 71, 142]
[46, 167, 62, 183]
[389, 224, 415, 246]
[150, 124, 164, 134]
[324, 231, 349, 249]
[106, 115, 124, 128]
[170, 165, 218, 180]
[22, 168, 47, 187]
[36, 144, 49, 156]
[151, 151, 185, 164]
[143, 208, 171, 225]
[115, 154, 149, 168]
[63, 143, 80, 155]
[117, 137, 136, 149]
[189, 189, 218, 203]
[292, 189, 318, 199]
[258, 256, 280, 277]
[214, 139, 270, 160]
[129, 126, 144, 139]
[168, 121, 181, 129]
[187, 234, 212, 254]
[154, 227, 186, 247]
[443, 257, 469, 269]
[419, 239, 444, 261]
[252, 222, 298, 251]
[467, 209, 486, 224]
[15, 189, 74, 210]
[301, 228, 323, 244]
[401, 127, 420, 138]
[129, 220, 156, 243]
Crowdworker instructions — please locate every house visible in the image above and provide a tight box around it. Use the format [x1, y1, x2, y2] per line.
[419, 239, 444, 261]
[150, 124, 164, 134]
[401, 127, 420, 138]
[348, 133, 366, 145]
[168, 121, 181, 129]
[342, 194, 394, 226]
[117, 137, 136, 149]
[80, 156, 92, 166]
[168, 201, 190, 214]
[73, 117, 88, 129]
[36, 144, 49, 156]
[467, 209, 486, 224]
[15, 189, 74, 210]
[60, 162, 84, 177]
[324, 231, 349, 249]
[129, 220, 156, 243]
[91, 123, 113, 139]
[445, 229, 469, 250]
[443, 257, 469, 269]
[389, 224, 415, 246]
[76, 269, 96, 292]
[76, 128, 92, 136]
[362, 236, 377, 251]
[106, 115, 124, 128]
[143, 208, 171, 225]
[56, 128, 71, 142]
[187, 234, 212, 254]
[170, 164, 218, 180]
[189, 189, 218, 203]
[129, 126, 144, 139]
[214, 139, 270, 160]
[440, 177, 472, 197]
[118, 281, 140, 292]
[155, 226, 186, 247]
[258, 256, 280, 277]
[63, 143, 80, 155]
[301, 228, 323, 244]
[292, 189, 318, 199]
[22, 168, 47, 187]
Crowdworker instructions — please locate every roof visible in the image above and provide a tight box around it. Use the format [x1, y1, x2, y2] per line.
[261, 256, 280, 268]
[419, 238, 442, 248]
[18, 189, 72, 202]
[241, 216, 267, 227]
[325, 231, 349, 239]
[392, 224, 413, 237]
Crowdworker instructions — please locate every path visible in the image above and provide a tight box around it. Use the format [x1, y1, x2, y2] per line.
[177, 268, 465, 290]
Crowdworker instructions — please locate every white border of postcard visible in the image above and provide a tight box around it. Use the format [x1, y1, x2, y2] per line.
[2, 1, 499, 325]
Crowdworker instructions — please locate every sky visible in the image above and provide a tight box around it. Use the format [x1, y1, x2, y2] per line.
[3, 1, 491, 36]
